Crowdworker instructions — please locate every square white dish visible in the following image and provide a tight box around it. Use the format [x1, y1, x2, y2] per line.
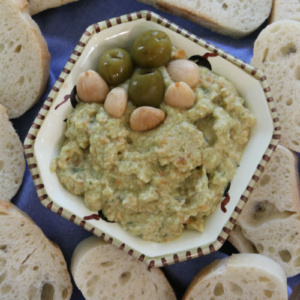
[24, 10, 280, 267]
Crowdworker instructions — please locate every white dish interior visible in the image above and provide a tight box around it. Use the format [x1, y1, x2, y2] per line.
[34, 17, 274, 258]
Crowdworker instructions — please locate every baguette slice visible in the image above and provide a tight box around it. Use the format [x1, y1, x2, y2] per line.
[28, 0, 79, 15]
[138, 0, 273, 38]
[251, 20, 300, 152]
[228, 145, 300, 277]
[0, 105, 25, 201]
[183, 253, 287, 300]
[0, 200, 72, 299]
[269, 0, 300, 23]
[226, 223, 257, 253]
[71, 236, 176, 300]
[0, 0, 50, 118]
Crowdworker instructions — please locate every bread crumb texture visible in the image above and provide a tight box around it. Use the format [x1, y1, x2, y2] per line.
[0, 0, 50, 118]
[0, 105, 25, 201]
[138, 0, 273, 38]
[270, 0, 300, 23]
[183, 254, 287, 300]
[0, 200, 72, 299]
[251, 20, 300, 152]
[231, 145, 300, 277]
[71, 236, 176, 300]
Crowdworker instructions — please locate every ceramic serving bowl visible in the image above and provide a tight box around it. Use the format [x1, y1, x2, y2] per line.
[24, 10, 280, 267]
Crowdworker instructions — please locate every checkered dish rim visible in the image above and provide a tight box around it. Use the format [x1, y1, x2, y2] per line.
[24, 10, 281, 267]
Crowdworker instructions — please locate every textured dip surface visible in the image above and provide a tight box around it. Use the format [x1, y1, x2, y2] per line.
[52, 66, 256, 242]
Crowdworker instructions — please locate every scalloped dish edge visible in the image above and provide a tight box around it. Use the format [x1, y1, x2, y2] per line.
[24, 10, 281, 267]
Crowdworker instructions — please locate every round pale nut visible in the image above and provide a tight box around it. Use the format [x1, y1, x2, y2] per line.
[77, 70, 109, 103]
[104, 87, 128, 118]
[164, 82, 195, 109]
[130, 106, 165, 132]
[167, 59, 200, 88]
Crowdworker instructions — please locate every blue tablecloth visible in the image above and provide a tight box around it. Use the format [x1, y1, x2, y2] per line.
[11, 0, 300, 298]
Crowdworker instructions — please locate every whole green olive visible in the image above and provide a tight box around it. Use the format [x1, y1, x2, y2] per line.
[98, 48, 134, 86]
[131, 30, 172, 68]
[128, 69, 165, 108]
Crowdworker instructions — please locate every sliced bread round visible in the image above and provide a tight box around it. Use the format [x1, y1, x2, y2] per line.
[0, 105, 25, 201]
[0, 199, 72, 299]
[229, 145, 300, 277]
[138, 0, 273, 38]
[183, 253, 288, 300]
[0, 0, 50, 118]
[251, 20, 300, 152]
[269, 0, 300, 23]
[71, 236, 176, 300]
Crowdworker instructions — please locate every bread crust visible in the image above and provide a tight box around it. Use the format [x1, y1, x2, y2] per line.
[0, 199, 72, 299]
[269, 0, 300, 23]
[183, 258, 226, 299]
[251, 20, 300, 152]
[183, 254, 287, 300]
[229, 145, 300, 277]
[0, 0, 50, 118]
[0, 104, 25, 200]
[28, 0, 79, 15]
[156, 2, 220, 30]
[71, 236, 176, 300]
[22, 5, 50, 109]
[15, 0, 29, 10]
[138, 0, 273, 38]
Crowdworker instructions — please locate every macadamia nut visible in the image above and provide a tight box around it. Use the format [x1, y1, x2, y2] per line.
[77, 70, 109, 103]
[164, 82, 195, 109]
[130, 106, 165, 132]
[167, 59, 200, 88]
[104, 87, 128, 118]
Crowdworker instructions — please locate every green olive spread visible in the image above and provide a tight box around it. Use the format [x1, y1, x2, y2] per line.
[51, 63, 256, 242]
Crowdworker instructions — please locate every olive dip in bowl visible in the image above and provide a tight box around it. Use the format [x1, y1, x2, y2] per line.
[24, 11, 280, 267]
